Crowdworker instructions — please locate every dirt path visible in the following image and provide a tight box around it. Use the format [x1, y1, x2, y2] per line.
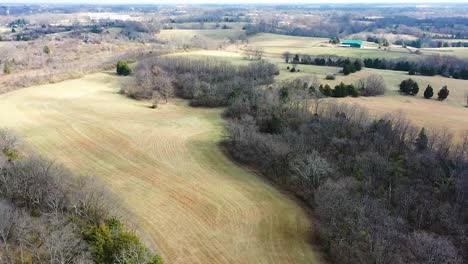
[0, 72, 319, 264]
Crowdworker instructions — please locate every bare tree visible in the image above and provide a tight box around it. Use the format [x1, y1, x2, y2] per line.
[0, 201, 18, 264]
[282, 51, 291, 63]
[151, 91, 161, 108]
[358, 74, 386, 96]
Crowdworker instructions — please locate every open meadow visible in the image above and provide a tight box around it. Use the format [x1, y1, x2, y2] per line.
[0, 71, 319, 264]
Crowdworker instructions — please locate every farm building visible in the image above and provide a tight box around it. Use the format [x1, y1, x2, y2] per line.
[341, 39, 363, 48]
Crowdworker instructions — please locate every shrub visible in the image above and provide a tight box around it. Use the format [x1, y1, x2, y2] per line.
[43, 45, 51, 55]
[116, 61, 131, 76]
[438, 85, 450, 100]
[3, 62, 12, 74]
[325, 74, 336, 80]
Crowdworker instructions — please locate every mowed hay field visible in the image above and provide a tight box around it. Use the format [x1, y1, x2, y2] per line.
[0, 72, 319, 264]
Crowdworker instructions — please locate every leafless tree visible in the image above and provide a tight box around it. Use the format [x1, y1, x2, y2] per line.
[151, 91, 161, 108]
[358, 74, 386, 96]
[282, 51, 291, 63]
[409, 232, 461, 264]
[0, 201, 18, 264]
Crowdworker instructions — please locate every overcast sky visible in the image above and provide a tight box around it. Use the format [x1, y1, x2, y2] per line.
[1, 0, 467, 4]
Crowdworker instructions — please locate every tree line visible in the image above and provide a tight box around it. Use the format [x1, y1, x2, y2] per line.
[0, 128, 163, 264]
[283, 52, 468, 80]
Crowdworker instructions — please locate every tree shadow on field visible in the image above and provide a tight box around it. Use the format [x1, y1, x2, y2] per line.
[103, 71, 119, 77]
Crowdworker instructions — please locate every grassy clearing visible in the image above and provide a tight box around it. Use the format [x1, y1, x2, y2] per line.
[0, 72, 319, 264]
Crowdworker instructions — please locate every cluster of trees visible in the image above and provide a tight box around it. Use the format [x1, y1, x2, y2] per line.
[283, 53, 363, 69]
[366, 36, 390, 46]
[221, 83, 467, 263]
[0, 128, 163, 264]
[319, 83, 357, 98]
[399, 79, 450, 100]
[123, 57, 278, 107]
[342, 59, 362, 75]
[317, 74, 385, 98]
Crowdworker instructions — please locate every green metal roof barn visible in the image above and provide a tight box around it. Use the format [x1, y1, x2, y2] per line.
[342, 39, 363, 48]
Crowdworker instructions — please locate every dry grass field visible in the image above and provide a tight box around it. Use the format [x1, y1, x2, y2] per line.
[421, 47, 468, 59]
[0, 72, 319, 264]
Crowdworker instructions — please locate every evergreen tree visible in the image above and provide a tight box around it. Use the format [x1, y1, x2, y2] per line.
[399, 79, 418, 95]
[293, 54, 300, 63]
[319, 84, 333, 97]
[437, 85, 450, 100]
[116, 61, 131, 76]
[343, 64, 356, 75]
[415, 128, 428, 152]
[279, 87, 289, 102]
[411, 82, 419, 95]
[347, 84, 359, 97]
[353, 59, 362, 71]
[423, 85, 434, 99]
[332, 83, 349, 97]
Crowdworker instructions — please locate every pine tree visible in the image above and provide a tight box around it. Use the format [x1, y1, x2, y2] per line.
[438, 85, 450, 100]
[415, 128, 428, 151]
[423, 85, 433, 99]
[279, 87, 289, 102]
[411, 82, 419, 95]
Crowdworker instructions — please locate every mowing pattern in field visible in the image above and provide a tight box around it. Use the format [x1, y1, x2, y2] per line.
[0, 73, 319, 264]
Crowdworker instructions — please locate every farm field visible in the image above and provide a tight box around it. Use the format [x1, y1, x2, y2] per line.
[172, 49, 468, 140]
[0, 71, 319, 264]
[245, 33, 418, 59]
[421, 47, 468, 59]
[174, 22, 247, 30]
[158, 29, 244, 40]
